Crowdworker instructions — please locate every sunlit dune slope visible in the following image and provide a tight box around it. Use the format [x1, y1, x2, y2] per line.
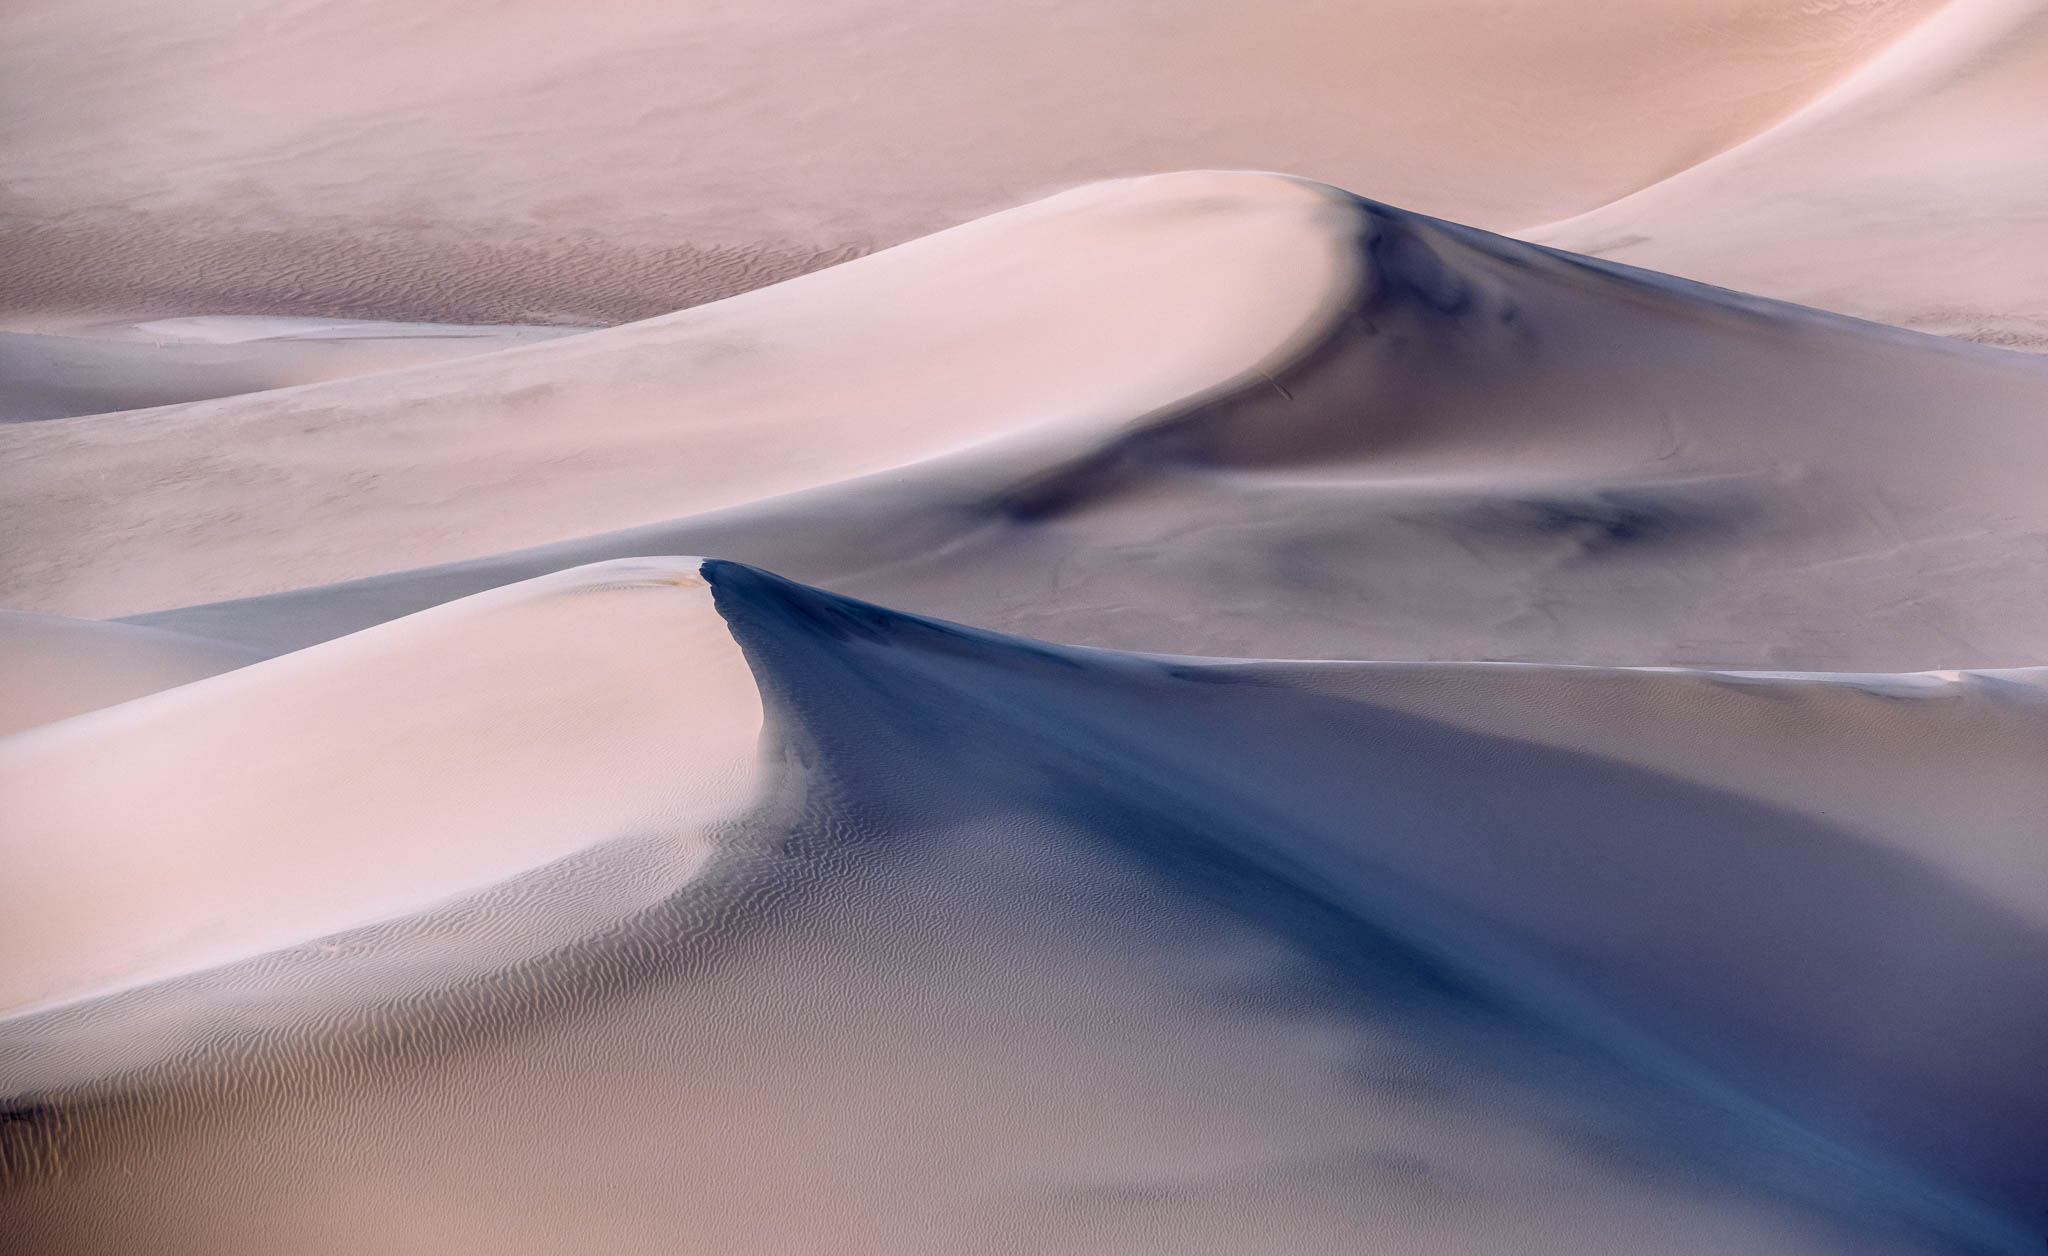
[0, 558, 761, 1017]
[0, 173, 1357, 616]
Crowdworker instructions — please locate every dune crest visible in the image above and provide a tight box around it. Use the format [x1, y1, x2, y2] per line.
[0, 173, 1357, 616]
[107, 184, 2048, 675]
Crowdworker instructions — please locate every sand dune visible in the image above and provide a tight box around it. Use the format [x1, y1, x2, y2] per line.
[0, 173, 1358, 615]
[40, 174, 2044, 673]
[5, 4, 2046, 1253]
[0, 559, 761, 1018]
[0, 0, 1936, 324]
[1536, 0, 2048, 346]
[5, 564, 2040, 1253]
[0, 612, 262, 736]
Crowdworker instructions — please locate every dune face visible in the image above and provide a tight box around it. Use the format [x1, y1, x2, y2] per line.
[55, 179, 2048, 671]
[0, 174, 1359, 617]
[4, 566, 2041, 1254]
[6, 4, 2048, 1254]
[0, 559, 762, 1018]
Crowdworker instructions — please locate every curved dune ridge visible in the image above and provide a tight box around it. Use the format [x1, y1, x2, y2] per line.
[0, 173, 1358, 616]
[71, 171, 2048, 672]
[3, 9, 2048, 1245]
[4, 562, 2044, 1253]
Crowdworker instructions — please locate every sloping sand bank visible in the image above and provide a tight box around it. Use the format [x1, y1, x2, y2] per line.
[0, 317, 583, 422]
[47, 172, 2046, 674]
[0, 559, 761, 1018]
[4, 564, 2040, 1253]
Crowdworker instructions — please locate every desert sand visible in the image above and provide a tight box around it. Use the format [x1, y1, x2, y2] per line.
[1533, 0, 2048, 346]
[4, 3, 2046, 1254]
[0, 612, 263, 736]
[0, 0, 1940, 322]
[0, 316, 584, 423]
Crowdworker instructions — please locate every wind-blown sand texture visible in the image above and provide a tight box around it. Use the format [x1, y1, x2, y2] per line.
[4, 4, 2047, 1254]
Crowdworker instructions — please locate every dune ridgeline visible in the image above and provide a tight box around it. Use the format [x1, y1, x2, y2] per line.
[4, 4, 2048, 1254]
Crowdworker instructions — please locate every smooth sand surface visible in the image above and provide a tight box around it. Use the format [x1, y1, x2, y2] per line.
[0, 559, 761, 1017]
[0, 317, 583, 422]
[22, 174, 2043, 672]
[1534, 0, 2048, 346]
[0, 173, 1358, 615]
[0, 0, 1936, 323]
[5, 567, 2041, 1254]
[4, 4, 2046, 1254]
[0, 612, 263, 735]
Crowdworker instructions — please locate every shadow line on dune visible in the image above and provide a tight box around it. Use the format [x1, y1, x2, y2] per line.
[9, 562, 2043, 1253]
[701, 560, 2048, 1242]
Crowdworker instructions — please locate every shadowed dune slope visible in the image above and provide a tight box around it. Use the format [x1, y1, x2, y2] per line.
[94, 174, 2048, 672]
[4, 563, 2041, 1253]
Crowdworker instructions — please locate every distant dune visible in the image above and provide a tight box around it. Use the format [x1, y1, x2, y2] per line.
[1533, 0, 2048, 346]
[0, 612, 262, 735]
[0, 0, 1939, 323]
[0, 316, 583, 423]
[6, 173, 2043, 671]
